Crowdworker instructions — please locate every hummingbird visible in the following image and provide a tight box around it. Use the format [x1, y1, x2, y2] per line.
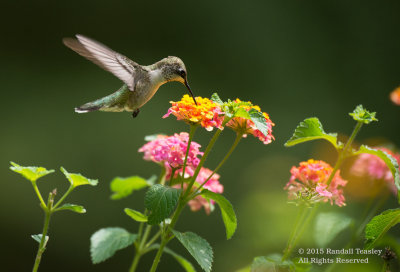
[63, 34, 197, 118]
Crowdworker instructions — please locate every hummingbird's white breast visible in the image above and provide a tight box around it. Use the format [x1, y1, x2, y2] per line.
[130, 68, 167, 109]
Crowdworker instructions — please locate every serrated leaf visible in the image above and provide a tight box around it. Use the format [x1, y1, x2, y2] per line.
[164, 247, 197, 272]
[172, 230, 213, 272]
[60, 167, 98, 188]
[144, 184, 181, 225]
[201, 190, 237, 239]
[10, 162, 54, 182]
[355, 145, 400, 200]
[31, 234, 49, 247]
[124, 208, 148, 222]
[249, 109, 269, 137]
[251, 254, 311, 272]
[90, 227, 137, 264]
[55, 203, 86, 213]
[349, 105, 378, 124]
[110, 176, 150, 200]
[314, 212, 353, 247]
[211, 93, 223, 105]
[365, 208, 400, 249]
[284, 117, 338, 148]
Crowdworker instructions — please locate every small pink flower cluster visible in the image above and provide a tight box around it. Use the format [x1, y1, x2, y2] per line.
[138, 133, 203, 168]
[285, 159, 347, 207]
[170, 166, 224, 214]
[351, 147, 400, 194]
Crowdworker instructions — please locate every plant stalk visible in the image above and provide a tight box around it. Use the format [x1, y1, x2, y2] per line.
[327, 121, 363, 186]
[194, 133, 242, 194]
[32, 192, 55, 272]
[184, 128, 223, 198]
[181, 125, 198, 188]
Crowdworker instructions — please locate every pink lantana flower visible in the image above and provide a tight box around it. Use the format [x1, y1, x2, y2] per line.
[284, 159, 347, 207]
[226, 99, 274, 144]
[138, 132, 203, 168]
[170, 166, 223, 214]
[351, 147, 400, 194]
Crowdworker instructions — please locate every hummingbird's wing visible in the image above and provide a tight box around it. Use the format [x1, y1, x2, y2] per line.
[63, 35, 138, 91]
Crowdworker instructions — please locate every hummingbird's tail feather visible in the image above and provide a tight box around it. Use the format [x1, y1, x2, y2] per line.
[75, 105, 101, 113]
[74, 84, 131, 113]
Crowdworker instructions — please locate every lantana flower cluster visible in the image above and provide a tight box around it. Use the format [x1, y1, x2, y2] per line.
[284, 159, 347, 207]
[226, 98, 275, 144]
[138, 132, 203, 168]
[163, 94, 224, 131]
[390, 87, 400, 105]
[351, 147, 400, 194]
[164, 94, 274, 144]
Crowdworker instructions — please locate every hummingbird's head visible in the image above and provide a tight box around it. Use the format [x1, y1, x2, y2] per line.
[160, 56, 197, 105]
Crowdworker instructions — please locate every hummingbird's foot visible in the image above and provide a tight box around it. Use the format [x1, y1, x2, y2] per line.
[132, 109, 140, 118]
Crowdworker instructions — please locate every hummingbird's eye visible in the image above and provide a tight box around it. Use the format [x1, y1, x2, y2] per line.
[178, 69, 186, 77]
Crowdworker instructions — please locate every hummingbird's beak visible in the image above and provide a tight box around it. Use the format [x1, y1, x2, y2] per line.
[184, 79, 198, 105]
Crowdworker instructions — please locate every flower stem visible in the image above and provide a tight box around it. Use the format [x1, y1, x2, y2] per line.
[32, 191, 56, 272]
[282, 204, 319, 261]
[193, 133, 242, 195]
[32, 182, 46, 210]
[145, 230, 161, 248]
[129, 252, 141, 272]
[327, 121, 363, 186]
[53, 185, 74, 210]
[282, 205, 307, 261]
[149, 201, 186, 272]
[129, 225, 152, 272]
[185, 129, 223, 198]
[381, 259, 389, 272]
[158, 167, 166, 186]
[181, 125, 198, 188]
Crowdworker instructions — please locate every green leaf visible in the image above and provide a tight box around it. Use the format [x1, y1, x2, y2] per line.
[284, 117, 339, 148]
[349, 105, 378, 124]
[110, 176, 150, 200]
[201, 190, 237, 239]
[365, 208, 400, 249]
[144, 184, 181, 225]
[55, 203, 86, 213]
[251, 254, 311, 272]
[211, 93, 223, 105]
[314, 212, 353, 247]
[164, 247, 197, 272]
[10, 162, 54, 182]
[249, 108, 269, 137]
[124, 208, 148, 222]
[233, 107, 251, 119]
[31, 234, 49, 247]
[355, 145, 400, 200]
[60, 167, 98, 188]
[90, 227, 137, 264]
[172, 230, 213, 272]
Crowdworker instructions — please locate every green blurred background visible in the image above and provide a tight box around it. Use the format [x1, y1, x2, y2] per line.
[2, 1, 400, 271]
